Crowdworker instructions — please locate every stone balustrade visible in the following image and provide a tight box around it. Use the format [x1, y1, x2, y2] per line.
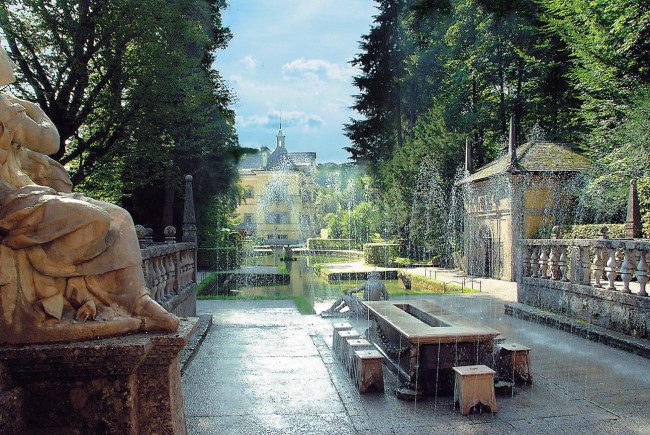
[520, 238, 650, 296]
[518, 227, 650, 338]
[137, 224, 197, 317]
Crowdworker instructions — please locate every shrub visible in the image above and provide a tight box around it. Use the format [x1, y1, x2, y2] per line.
[197, 247, 240, 270]
[531, 224, 626, 239]
[364, 243, 399, 266]
[307, 238, 355, 250]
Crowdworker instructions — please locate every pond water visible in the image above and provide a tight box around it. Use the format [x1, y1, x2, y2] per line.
[233, 254, 404, 315]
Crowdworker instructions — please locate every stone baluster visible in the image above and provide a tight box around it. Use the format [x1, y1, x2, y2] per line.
[170, 253, 178, 296]
[173, 250, 181, 295]
[605, 247, 618, 291]
[592, 247, 604, 288]
[580, 246, 591, 285]
[522, 245, 531, 277]
[141, 257, 149, 289]
[538, 246, 549, 279]
[181, 250, 191, 287]
[153, 257, 164, 301]
[549, 245, 560, 280]
[145, 257, 155, 290]
[559, 246, 569, 282]
[187, 249, 196, 284]
[529, 246, 539, 278]
[163, 254, 175, 300]
[637, 250, 649, 297]
[160, 256, 169, 300]
[620, 249, 634, 294]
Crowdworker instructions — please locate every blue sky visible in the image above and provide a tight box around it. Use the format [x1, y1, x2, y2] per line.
[214, 0, 377, 163]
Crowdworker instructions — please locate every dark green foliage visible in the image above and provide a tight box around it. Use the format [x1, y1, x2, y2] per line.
[0, 0, 241, 237]
[344, 0, 649, 255]
[197, 247, 240, 270]
[306, 239, 355, 250]
[344, 0, 407, 173]
[364, 243, 399, 266]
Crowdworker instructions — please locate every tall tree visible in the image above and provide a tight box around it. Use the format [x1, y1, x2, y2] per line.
[1, 0, 240, 234]
[543, 0, 650, 221]
[344, 0, 407, 173]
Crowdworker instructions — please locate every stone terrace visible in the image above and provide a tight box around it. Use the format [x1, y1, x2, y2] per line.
[182, 278, 650, 434]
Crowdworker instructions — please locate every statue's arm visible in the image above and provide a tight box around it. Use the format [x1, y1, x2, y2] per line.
[349, 283, 366, 295]
[5, 96, 59, 155]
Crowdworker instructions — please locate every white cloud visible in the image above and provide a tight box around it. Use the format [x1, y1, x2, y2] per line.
[281, 58, 351, 82]
[238, 110, 325, 131]
[239, 55, 258, 69]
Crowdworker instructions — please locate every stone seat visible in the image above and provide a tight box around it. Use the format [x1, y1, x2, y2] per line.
[453, 365, 497, 415]
[353, 349, 384, 393]
[332, 322, 352, 332]
[333, 329, 360, 360]
[343, 338, 373, 375]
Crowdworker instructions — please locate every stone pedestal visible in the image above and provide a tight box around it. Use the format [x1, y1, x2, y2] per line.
[0, 318, 197, 434]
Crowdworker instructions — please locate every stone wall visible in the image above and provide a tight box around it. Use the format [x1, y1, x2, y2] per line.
[518, 237, 650, 339]
[518, 277, 650, 338]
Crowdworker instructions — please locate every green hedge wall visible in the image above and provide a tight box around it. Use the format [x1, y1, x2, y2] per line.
[307, 238, 355, 250]
[197, 247, 240, 270]
[533, 224, 626, 239]
[364, 243, 399, 266]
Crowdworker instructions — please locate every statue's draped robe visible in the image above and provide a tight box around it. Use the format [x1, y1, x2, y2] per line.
[0, 134, 147, 344]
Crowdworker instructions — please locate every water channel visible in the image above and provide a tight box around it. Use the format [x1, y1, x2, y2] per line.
[205, 254, 405, 315]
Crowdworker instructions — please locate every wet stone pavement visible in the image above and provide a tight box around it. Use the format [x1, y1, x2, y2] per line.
[182, 296, 650, 434]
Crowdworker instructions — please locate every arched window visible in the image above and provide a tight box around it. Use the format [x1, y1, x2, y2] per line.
[244, 186, 254, 198]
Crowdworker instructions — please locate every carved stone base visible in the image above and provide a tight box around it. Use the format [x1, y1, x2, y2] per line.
[0, 318, 197, 434]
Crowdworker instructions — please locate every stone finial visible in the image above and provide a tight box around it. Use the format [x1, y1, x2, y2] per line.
[465, 136, 472, 174]
[145, 227, 154, 245]
[164, 226, 177, 244]
[600, 226, 609, 239]
[508, 114, 516, 163]
[182, 175, 197, 244]
[625, 179, 642, 239]
[551, 226, 560, 239]
[135, 225, 146, 249]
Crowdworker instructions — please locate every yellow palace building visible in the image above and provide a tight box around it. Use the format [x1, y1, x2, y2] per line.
[235, 126, 317, 245]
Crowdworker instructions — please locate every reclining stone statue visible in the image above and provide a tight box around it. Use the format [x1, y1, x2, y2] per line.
[0, 44, 179, 344]
[320, 271, 389, 318]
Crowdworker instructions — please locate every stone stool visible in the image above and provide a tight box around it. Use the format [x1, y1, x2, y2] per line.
[353, 349, 384, 393]
[333, 322, 352, 332]
[333, 329, 360, 360]
[453, 365, 497, 415]
[344, 338, 373, 374]
[499, 343, 532, 384]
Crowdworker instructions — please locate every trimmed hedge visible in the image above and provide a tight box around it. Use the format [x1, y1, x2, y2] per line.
[407, 273, 476, 294]
[364, 243, 399, 266]
[307, 238, 355, 250]
[533, 224, 626, 239]
[197, 247, 240, 270]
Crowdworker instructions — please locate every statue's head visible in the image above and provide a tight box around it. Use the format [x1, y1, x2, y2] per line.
[369, 271, 380, 280]
[0, 44, 17, 87]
